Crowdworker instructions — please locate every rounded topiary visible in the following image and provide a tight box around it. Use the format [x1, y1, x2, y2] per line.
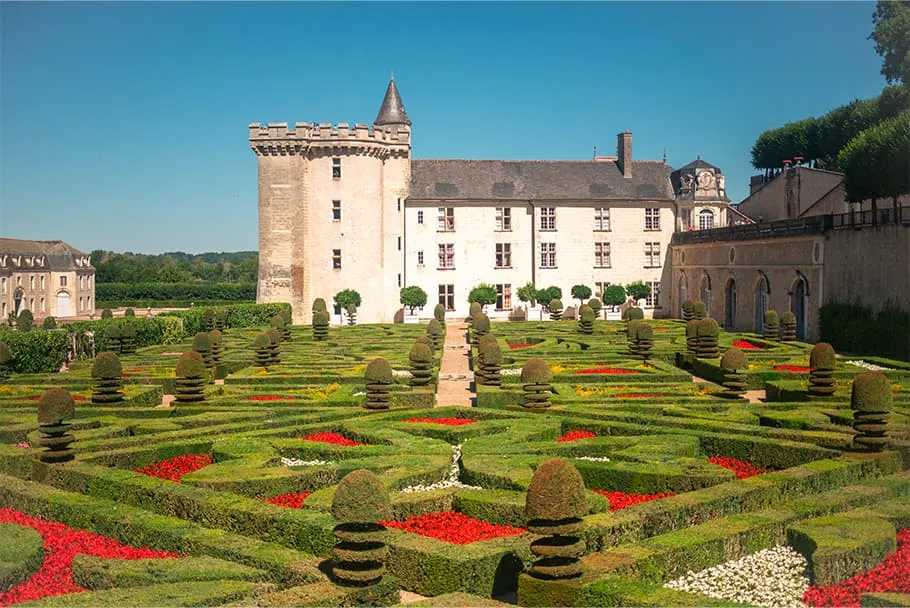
[685, 319, 699, 354]
[695, 318, 720, 359]
[548, 299, 563, 322]
[469, 302, 482, 320]
[851, 372, 892, 452]
[266, 329, 281, 365]
[521, 358, 553, 409]
[588, 298, 603, 318]
[313, 310, 330, 341]
[477, 338, 503, 387]
[434, 303, 446, 323]
[254, 333, 272, 369]
[682, 300, 695, 321]
[124, 308, 135, 318]
[331, 469, 392, 587]
[364, 358, 393, 410]
[415, 334, 435, 354]
[0, 341, 11, 381]
[409, 341, 434, 387]
[208, 329, 224, 366]
[41, 316, 57, 330]
[763, 310, 780, 341]
[525, 459, 588, 580]
[578, 305, 594, 335]
[313, 298, 328, 314]
[91, 351, 124, 404]
[471, 313, 490, 345]
[426, 319, 444, 349]
[635, 323, 654, 361]
[278, 309, 292, 340]
[174, 351, 207, 403]
[202, 308, 216, 332]
[623, 307, 644, 322]
[37, 388, 76, 463]
[192, 332, 214, 369]
[103, 324, 122, 354]
[720, 347, 748, 398]
[16, 310, 33, 332]
[119, 322, 136, 355]
[808, 343, 837, 399]
[692, 301, 706, 320]
[101, 308, 113, 320]
[780, 311, 797, 341]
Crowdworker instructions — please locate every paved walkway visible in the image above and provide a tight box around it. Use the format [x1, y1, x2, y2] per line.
[692, 375, 766, 404]
[434, 321, 475, 408]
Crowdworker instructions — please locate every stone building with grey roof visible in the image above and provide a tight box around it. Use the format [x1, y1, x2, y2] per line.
[249, 79, 732, 324]
[0, 238, 96, 321]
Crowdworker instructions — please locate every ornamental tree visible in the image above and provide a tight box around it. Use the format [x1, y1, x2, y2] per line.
[536, 286, 562, 311]
[517, 282, 538, 307]
[400, 286, 428, 315]
[625, 281, 652, 304]
[334, 289, 362, 320]
[570, 284, 592, 310]
[603, 285, 626, 309]
[468, 283, 497, 310]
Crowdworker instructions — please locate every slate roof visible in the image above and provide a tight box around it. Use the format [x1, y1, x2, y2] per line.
[374, 79, 411, 126]
[0, 238, 90, 272]
[409, 160, 674, 201]
[676, 158, 723, 173]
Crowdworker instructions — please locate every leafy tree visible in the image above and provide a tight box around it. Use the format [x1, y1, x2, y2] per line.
[626, 281, 652, 303]
[400, 286, 428, 314]
[839, 109, 910, 206]
[603, 285, 626, 309]
[870, 0, 910, 85]
[517, 282, 538, 307]
[535, 286, 562, 311]
[334, 289, 362, 317]
[570, 284, 592, 310]
[468, 283, 497, 309]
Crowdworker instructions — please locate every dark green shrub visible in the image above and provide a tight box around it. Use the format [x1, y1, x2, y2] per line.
[312, 298, 328, 314]
[0, 341, 10, 380]
[192, 332, 214, 369]
[685, 320, 699, 354]
[426, 319, 444, 349]
[626, 319, 642, 357]
[91, 352, 124, 404]
[313, 310, 330, 341]
[174, 351, 207, 403]
[692, 301, 706, 320]
[820, 301, 909, 361]
[851, 372, 892, 453]
[101, 308, 113, 319]
[120, 322, 136, 355]
[720, 347, 748, 398]
[215, 309, 229, 332]
[0, 330, 67, 374]
[254, 333, 272, 369]
[469, 302, 482, 320]
[409, 342, 434, 387]
[270, 314, 286, 340]
[345, 303, 357, 326]
[37, 388, 76, 464]
[682, 300, 695, 321]
[471, 313, 490, 346]
[208, 329, 223, 365]
[622, 306, 644, 321]
[434, 303, 446, 323]
[201, 308, 216, 332]
[17, 310, 33, 332]
[764, 310, 780, 341]
[587, 298, 602, 318]
[331, 470, 392, 587]
[780, 311, 797, 341]
[521, 358, 553, 409]
[41, 316, 56, 330]
[104, 324, 122, 354]
[415, 334, 435, 354]
[548, 299, 563, 321]
[265, 329, 281, 366]
[525, 459, 587, 580]
[634, 322, 654, 362]
[808, 343, 837, 398]
[277, 309, 291, 340]
[578, 305, 594, 335]
[474, 334, 498, 385]
[477, 339, 502, 387]
[364, 358, 393, 410]
[695, 318, 720, 359]
[124, 308, 135, 318]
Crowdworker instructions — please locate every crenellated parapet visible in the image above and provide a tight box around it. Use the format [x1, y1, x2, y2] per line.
[249, 121, 410, 158]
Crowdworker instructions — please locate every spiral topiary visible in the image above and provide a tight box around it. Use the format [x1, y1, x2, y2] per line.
[474, 334, 497, 385]
[695, 318, 720, 359]
[91, 351, 124, 404]
[588, 298, 602, 319]
[103, 324, 122, 354]
[720, 347, 748, 398]
[345, 304, 357, 326]
[208, 329, 224, 366]
[409, 341, 434, 387]
[278, 308, 292, 340]
[682, 300, 695, 321]
[0, 341, 11, 381]
[270, 314, 287, 341]
[685, 319, 699, 354]
[101, 308, 113, 320]
[331, 470, 392, 587]
[415, 334, 435, 355]
[215, 310, 228, 332]
[548, 299, 563, 322]
[469, 302, 482, 320]
[626, 319, 642, 357]
[763, 310, 780, 341]
[202, 308, 216, 332]
[313, 298, 328, 314]
[313, 310, 330, 341]
[478, 339, 503, 387]
[434, 303, 446, 323]
[364, 358, 393, 410]
[174, 351, 207, 403]
[521, 358, 553, 409]
[266, 329, 281, 366]
[471, 313, 490, 346]
[578, 305, 594, 335]
[254, 333, 272, 369]
[780, 311, 797, 342]
[808, 342, 837, 399]
[41, 316, 57, 330]
[525, 459, 588, 580]
[192, 332, 214, 369]
[635, 323, 654, 362]
[120, 322, 136, 355]
[37, 388, 76, 463]
[850, 372, 892, 453]
[692, 301, 706, 320]
[426, 319, 444, 350]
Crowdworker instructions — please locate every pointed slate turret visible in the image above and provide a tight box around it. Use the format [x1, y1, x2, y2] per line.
[374, 79, 411, 126]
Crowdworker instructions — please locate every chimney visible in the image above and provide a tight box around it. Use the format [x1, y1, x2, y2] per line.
[617, 130, 632, 178]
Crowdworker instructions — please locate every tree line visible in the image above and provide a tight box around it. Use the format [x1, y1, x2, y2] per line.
[90, 250, 258, 284]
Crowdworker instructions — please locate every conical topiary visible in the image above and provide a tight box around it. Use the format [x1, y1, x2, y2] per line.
[202, 308, 216, 332]
[626, 319, 642, 358]
[578, 305, 594, 335]
[192, 332, 214, 370]
[692, 301, 706, 320]
[426, 319, 444, 350]
[0, 341, 11, 381]
[120, 322, 136, 355]
[695, 318, 720, 359]
[278, 308, 292, 340]
[635, 323, 654, 362]
[521, 358, 553, 409]
[587, 298, 602, 319]
[471, 313, 490, 346]
[208, 329, 224, 366]
[780, 311, 797, 341]
[331, 470, 392, 587]
[254, 333, 272, 369]
[91, 351, 124, 404]
[313, 310, 330, 341]
[469, 302, 482, 320]
[409, 341, 434, 387]
[474, 334, 498, 385]
[808, 343, 837, 399]
[364, 358, 393, 410]
[215, 309, 228, 332]
[434, 303, 446, 323]
[763, 310, 780, 341]
[851, 372, 892, 453]
[266, 329, 281, 366]
[685, 320, 699, 354]
[682, 300, 695, 321]
[548, 299, 563, 322]
[270, 314, 287, 341]
[37, 388, 76, 463]
[174, 351, 207, 403]
[103, 324, 122, 354]
[478, 339, 502, 387]
[525, 459, 588, 580]
[720, 347, 748, 398]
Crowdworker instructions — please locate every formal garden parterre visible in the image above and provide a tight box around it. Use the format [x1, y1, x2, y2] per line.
[0, 304, 909, 606]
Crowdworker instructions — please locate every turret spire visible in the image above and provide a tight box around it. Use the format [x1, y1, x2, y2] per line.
[374, 78, 411, 126]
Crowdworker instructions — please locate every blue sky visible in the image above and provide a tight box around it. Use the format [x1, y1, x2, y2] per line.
[0, 1, 888, 254]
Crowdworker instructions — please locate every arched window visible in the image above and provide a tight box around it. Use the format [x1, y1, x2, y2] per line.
[754, 274, 770, 332]
[790, 275, 809, 341]
[724, 278, 736, 329]
[700, 273, 711, 317]
[699, 209, 715, 230]
[678, 275, 688, 318]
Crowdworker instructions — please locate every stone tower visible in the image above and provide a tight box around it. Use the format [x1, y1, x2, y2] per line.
[250, 79, 411, 324]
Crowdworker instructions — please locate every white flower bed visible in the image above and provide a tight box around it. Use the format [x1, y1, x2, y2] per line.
[844, 359, 893, 372]
[392, 370, 413, 378]
[664, 545, 810, 608]
[501, 368, 522, 376]
[576, 456, 611, 462]
[399, 444, 482, 493]
[281, 457, 331, 467]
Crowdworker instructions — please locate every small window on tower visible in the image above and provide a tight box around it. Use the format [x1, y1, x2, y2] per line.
[417, 210, 424, 224]
[332, 158, 341, 179]
[332, 200, 341, 221]
[332, 249, 342, 269]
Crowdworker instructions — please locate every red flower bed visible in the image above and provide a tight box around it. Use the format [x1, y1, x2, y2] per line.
[126, 369, 144, 373]
[133, 454, 212, 482]
[300, 432, 363, 446]
[403, 417, 477, 426]
[708, 456, 769, 479]
[616, 393, 666, 399]
[804, 528, 910, 608]
[595, 490, 675, 511]
[264, 493, 311, 508]
[732, 340, 761, 350]
[556, 430, 596, 442]
[508, 343, 536, 350]
[574, 367, 638, 375]
[0, 508, 179, 606]
[380, 511, 526, 544]
[248, 395, 293, 401]
[773, 365, 811, 372]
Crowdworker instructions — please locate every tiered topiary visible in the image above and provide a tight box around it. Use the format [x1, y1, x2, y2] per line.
[525, 459, 588, 580]
[174, 351, 207, 403]
[364, 358, 393, 410]
[763, 310, 780, 341]
[0, 341, 11, 381]
[474, 334, 497, 385]
[634, 322, 654, 362]
[103, 324, 122, 354]
[409, 341, 434, 387]
[685, 320, 699, 354]
[780, 311, 797, 341]
[682, 300, 695, 321]
[426, 319, 444, 350]
[345, 304, 357, 326]
[37, 388, 76, 464]
[587, 298, 602, 319]
[477, 338, 503, 387]
[16, 310, 33, 332]
[202, 309, 216, 332]
[415, 334, 435, 356]
[851, 371, 892, 453]
[695, 318, 720, 359]
[331, 469, 392, 587]
[577, 305, 594, 335]
[254, 333, 272, 369]
[548, 299, 563, 322]
[692, 301, 706, 320]
[471, 313, 490, 346]
[41, 316, 57, 330]
[101, 308, 113, 319]
[313, 311, 330, 341]
[270, 314, 287, 341]
[120, 322, 136, 355]
[808, 342, 837, 399]
[91, 351, 124, 404]
[192, 332, 214, 370]
[313, 298, 328, 314]
[278, 308, 292, 340]
[720, 347, 748, 398]
[521, 358, 553, 409]
[434, 303, 446, 323]
[208, 329, 224, 366]
[215, 310, 228, 332]
[124, 308, 135, 318]
[469, 302, 482, 320]
[266, 329, 282, 366]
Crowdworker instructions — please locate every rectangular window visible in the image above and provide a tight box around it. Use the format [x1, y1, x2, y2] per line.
[59, 276, 66, 287]
[417, 250, 424, 266]
[29, 276, 34, 290]
[595, 281, 609, 301]
[594, 242, 611, 268]
[332, 249, 342, 269]
[645, 281, 660, 308]
[438, 284, 455, 311]
[644, 242, 661, 268]
[540, 207, 556, 231]
[40, 298, 45, 312]
[332, 158, 341, 179]
[594, 207, 611, 231]
[397, 236, 402, 251]
[438, 244, 454, 269]
[397, 198, 401, 212]
[495, 284, 512, 310]
[417, 210, 424, 224]
[398, 273, 402, 288]
[332, 200, 341, 221]
[540, 242, 556, 268]
[1, 277, 5, 293]
[495, 207, 512, 231]
[437, 207, 454, 231]
[645, 208, 661, 231]
[495, 243, 512, 268]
